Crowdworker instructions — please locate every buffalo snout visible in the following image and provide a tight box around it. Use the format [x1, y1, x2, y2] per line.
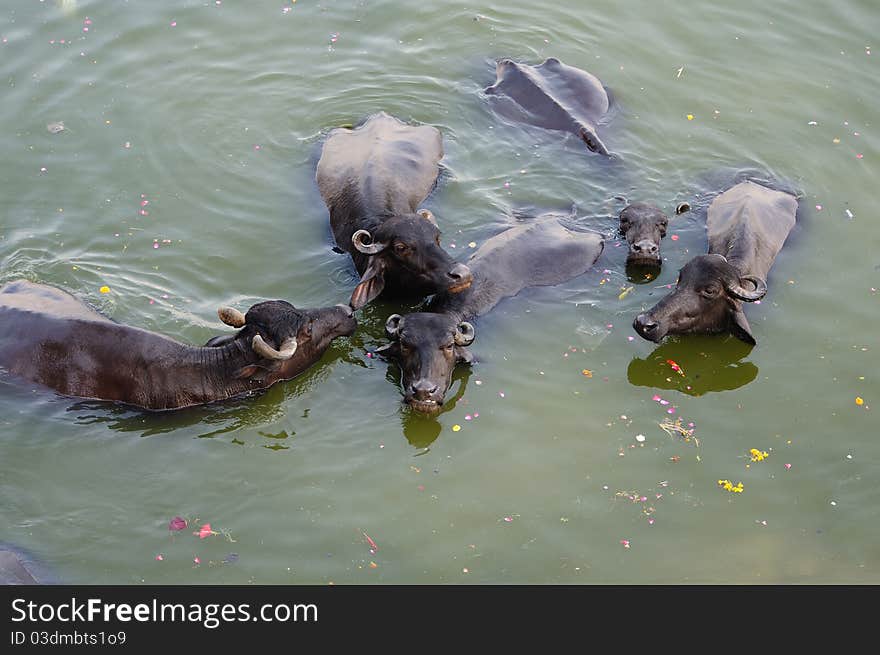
[447, 262, 473, 293]
[633, 312, 664, 342]
[630, 239, 659, 259]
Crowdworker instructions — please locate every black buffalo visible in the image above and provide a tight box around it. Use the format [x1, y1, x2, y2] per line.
[484, 57, 612, 155]
[619, 202, 669, 268]
[316, 112, 472, 310]
[377, 215, 604, 414]
[0, 280, 356, 410]
[633, 181, 798, 345]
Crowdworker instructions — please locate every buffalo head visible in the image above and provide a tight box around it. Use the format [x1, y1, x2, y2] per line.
[213, 300, 357, 381]
[619, 202, 669, 268]
[376, 312, 475, 415]
[633, 254, 767, 345]
[349, 209, 473, 309]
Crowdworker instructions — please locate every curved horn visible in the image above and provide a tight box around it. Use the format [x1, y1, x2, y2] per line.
[385, 314, 402, 338]
[454, 321, 476, 346]
[352, 229, 387, 255]
[252, 334, 298, 360]
[217, 306, 246, 327]
[726, 275, 768, 302]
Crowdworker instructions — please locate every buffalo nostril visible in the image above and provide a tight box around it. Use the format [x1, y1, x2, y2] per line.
[632, 240, 659, 256]
[411, 380, 439, 398]
[448, 263, 472, 282]
[635, 314, 658, 333]
[448, 264, 465, 280]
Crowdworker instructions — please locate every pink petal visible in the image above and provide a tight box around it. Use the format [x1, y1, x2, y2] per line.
[169, 516, 187, 531]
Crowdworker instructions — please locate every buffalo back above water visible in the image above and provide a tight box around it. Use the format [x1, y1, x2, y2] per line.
[316, 112, 471, 308]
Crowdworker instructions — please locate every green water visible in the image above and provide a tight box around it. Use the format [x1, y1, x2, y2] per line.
[1, 0, 877, 584]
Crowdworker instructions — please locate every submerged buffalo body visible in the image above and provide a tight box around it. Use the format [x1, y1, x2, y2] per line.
[0, 280, 356, 410]
[619, 202, 669, 268]
[484, 57, 611, 155]
[633, 181, 798, 345]
[1, 546, 42, 584]
[316, 112, 471, 309]
[379, 216, 604, 414]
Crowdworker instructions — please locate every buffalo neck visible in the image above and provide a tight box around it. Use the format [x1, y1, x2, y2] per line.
[710, 222, 763, 280]
[85, 322, 265, 410]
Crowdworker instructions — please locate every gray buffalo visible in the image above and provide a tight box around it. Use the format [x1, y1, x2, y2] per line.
[377, 216, 604, 414]
[633, 181, 798, 345]
[1, 546, 43, 585]
[0, 280, 356, 410]
[484, 57, 612, 155]
[316, 112, 472, 310]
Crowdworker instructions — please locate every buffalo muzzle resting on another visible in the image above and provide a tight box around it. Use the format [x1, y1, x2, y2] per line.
[377, 215, 604, 414]
[315, 111, 472, 310]
[633, 180, 798, 345]
[0, 280, 356, 410]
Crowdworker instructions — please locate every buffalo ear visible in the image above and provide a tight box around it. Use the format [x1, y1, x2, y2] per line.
[373, 342, 399, 358]
[350, 257, 386, 310]
[455, 346, 474, 365]
[730, 309, 756, 346]
[204, 334, 235, 348]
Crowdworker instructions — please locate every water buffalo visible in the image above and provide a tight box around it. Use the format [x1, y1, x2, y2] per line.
[316, 112, 472, 310]
[619, 202, 669, 268]
[377, 216, 604, 414]
[633, 181, 798, 345]
[0, 280, 356, 410]
[484, 57, 611, 155]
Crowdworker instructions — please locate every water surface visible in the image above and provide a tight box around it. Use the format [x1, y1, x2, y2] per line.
[1, 0, 877, 584]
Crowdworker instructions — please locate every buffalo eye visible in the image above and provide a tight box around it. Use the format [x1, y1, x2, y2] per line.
[435, 235, 441, 246]
[699, 285, 721, 298]
[442, 342, 454, 353]
[394, 242, 409, 255]
[399, 343, 412, 355]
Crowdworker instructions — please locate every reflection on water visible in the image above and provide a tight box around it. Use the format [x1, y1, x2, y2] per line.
[67, 344, 355, 442]
[625, 262, 661, 285]
[627, 334, 757, 396]
[392, 367, 471, 449]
